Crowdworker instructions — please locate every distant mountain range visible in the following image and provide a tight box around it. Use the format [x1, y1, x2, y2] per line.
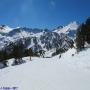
[0, 22, 79, 56]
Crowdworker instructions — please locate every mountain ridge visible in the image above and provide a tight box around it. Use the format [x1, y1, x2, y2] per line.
[0, 22, 78, 56]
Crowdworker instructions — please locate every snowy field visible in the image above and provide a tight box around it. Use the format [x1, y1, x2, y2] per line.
[0, 48, 90, 90]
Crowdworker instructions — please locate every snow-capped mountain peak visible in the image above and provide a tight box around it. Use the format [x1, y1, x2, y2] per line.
[0, 25, 12, 33]
[53, 21, 79, 38]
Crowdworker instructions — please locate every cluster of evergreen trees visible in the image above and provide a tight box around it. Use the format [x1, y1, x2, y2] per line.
[52, 48, 66, 56]
[0, 39, 46, 68]
[76, 17, 90, 51]
[0, 41, 39, 68]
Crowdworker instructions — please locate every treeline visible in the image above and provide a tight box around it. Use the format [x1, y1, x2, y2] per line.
[76, 17, 90, 51]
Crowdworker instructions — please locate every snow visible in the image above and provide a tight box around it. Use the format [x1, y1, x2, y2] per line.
[0, 25, 12, 33]
[44, 49, 56, 57]
[0, 48, 90, 90]
[30, 32, 43, 38]
[54, 21, 78, 34]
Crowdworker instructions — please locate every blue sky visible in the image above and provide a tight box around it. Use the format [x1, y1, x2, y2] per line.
[0, 0, 90, 29]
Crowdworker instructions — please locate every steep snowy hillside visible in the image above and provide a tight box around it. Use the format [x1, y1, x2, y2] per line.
[54, 21, 78, 38]
[0, 48, 90, 90]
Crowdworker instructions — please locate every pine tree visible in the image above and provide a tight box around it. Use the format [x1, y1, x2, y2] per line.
[0, 49, 8, 67]
[76, 17, 90, 52]
[12, 42, 24, 65]
[76, 24, 85, 51]
[85, 17, 90, 44]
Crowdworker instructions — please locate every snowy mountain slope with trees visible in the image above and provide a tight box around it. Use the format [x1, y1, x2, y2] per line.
[0, 48, 90, 90]
[0, 17, 90, 90]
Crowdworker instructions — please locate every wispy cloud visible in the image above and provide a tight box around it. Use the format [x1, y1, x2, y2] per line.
[50, 0, 56, 8]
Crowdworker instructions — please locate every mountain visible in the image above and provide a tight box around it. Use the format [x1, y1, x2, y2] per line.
[0, 25, 12, 33]
[0, 23, 76, 56]
[53, 21, 79, 38]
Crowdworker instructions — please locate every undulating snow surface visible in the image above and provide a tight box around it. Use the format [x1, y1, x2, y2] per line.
[0, 48, 90, 90]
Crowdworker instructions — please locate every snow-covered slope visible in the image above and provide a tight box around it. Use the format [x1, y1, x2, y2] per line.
[54, 21, 78, 38]
[0, 48, 90, 90]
